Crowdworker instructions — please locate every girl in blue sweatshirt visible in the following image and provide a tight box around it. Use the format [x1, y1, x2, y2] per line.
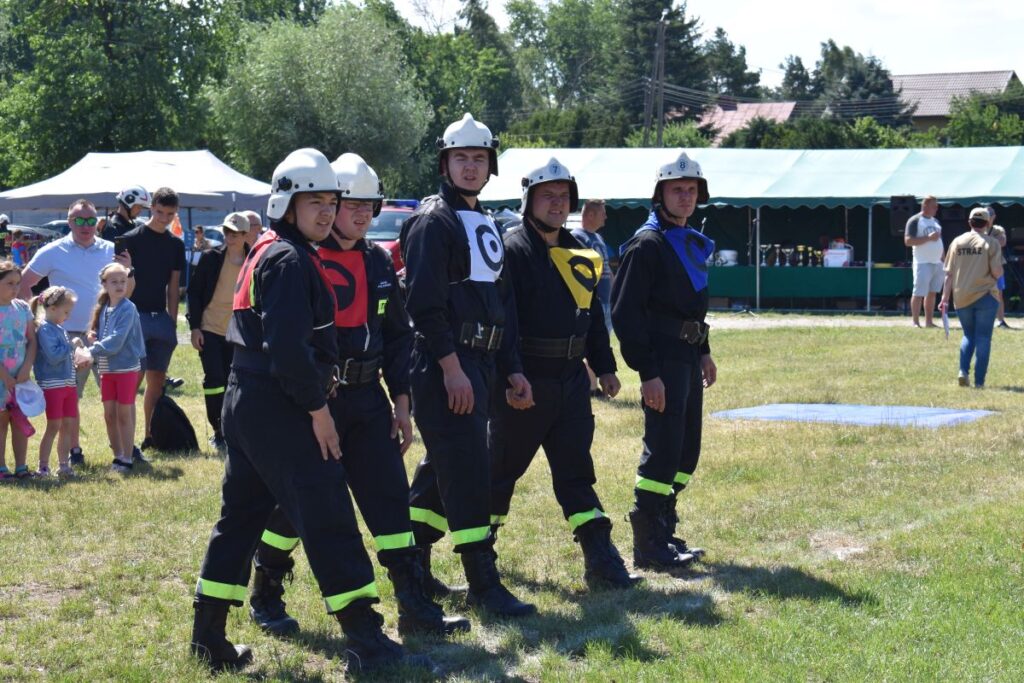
[32, 286, 81, 477]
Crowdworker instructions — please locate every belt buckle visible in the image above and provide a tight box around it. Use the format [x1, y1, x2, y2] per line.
[472, 322, 487, 350]
[327, 364, 343, 394]
[488, 325, 500, 351]
[338, 358, 352, 386]
[680, 321, 696, 344]
[566, 334, 576, 359]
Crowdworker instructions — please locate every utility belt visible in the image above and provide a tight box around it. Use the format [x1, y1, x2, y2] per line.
[519, 334, 587, 360]
[335, 356, 381, 387]
[651, 314, 709, 345]
[456, 322, 504, 352]
[232, 347, 341, 394]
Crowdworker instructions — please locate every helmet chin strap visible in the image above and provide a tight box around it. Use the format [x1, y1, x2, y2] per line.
[526, 214, 560, 234]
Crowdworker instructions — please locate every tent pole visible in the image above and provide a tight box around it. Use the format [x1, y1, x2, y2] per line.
[866, 204, 873, 312]
[755, 206, 762, 310]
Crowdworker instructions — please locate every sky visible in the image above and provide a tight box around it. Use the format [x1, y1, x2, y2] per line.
[389, 0, 1024, 89]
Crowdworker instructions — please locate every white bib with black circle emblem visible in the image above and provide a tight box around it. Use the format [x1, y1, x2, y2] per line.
[457, 210, 504, 283]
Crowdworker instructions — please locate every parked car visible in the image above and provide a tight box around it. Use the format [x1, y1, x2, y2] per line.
[368, 205, 413, 273]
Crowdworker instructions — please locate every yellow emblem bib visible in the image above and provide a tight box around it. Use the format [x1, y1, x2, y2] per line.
[549, 247, 603, 310]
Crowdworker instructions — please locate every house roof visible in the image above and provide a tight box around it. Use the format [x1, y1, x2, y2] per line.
[892, 71, 1019, 118]
[699, 101, 796, 145]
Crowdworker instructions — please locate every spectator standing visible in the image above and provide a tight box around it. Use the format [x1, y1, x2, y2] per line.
[904, 195, 945, 328]
[121, 187, 186, 451]
[19, 199, 132, 465]
[940, 208, 1003, 388]
[10, 230, 28, 269]
[985, 206, 1011, 328]
[187, 213, 249, 450]
[192, 226, 210, 254]
[31, 286, 81, 478]
[571, 199, 613, 331]
[0, 261, 37, 480]
[101, 186, 151, 241]
[87, 263, 145, 472]
[0, 214, 9, 256]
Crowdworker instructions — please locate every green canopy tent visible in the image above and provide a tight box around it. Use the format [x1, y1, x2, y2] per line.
[480, 146, 1024, 309]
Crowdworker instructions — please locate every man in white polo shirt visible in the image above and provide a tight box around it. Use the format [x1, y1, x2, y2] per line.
[20, 198, 133, 390]
[904, 195, 944, 328]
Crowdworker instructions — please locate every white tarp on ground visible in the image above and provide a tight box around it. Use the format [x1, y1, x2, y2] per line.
[480, 146, 1024, 209]
[0, 150, 270, 211]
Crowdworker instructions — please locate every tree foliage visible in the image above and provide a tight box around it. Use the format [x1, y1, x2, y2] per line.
[208, 5, 431, 188]
[703, 28, 762, 98]
[625, 121, 710, 148]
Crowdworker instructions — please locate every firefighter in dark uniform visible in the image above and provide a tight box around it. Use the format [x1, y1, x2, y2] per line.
[101, 186, 150, 241]
[403, 113, 536, 618]
[491, 158, 640, 590]
[190, 148, 431, 674]
[248, 153, 469, 639]
[612, 151, 718, 572]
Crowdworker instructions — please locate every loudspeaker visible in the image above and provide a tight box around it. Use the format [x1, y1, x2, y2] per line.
[890, 195, 918, 236]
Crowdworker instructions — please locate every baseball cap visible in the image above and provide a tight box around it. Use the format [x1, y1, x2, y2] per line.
[220, 212, 250, 233]
[968, 207, 991, 224]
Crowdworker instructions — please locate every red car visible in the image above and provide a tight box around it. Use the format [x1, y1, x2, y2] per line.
[368, 205, 414, 274]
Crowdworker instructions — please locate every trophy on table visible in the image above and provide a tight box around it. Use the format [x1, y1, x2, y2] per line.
[760, 242, 770, 267]
[797, 245, 806, 266]
[773, 244, 782, 267]
[781, 245, 794, 267]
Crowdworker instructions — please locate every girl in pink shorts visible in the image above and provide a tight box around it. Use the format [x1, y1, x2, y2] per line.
[32, 286, 82, 477]
[87, 264, 145, 474]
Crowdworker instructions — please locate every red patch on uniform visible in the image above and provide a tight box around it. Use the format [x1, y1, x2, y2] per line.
[320, 249, 368, 327]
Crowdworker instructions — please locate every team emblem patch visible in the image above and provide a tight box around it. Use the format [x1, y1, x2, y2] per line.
[457, 211, 503, 283]
[549, 247, 603, 310]
[319, 249, 368, 327]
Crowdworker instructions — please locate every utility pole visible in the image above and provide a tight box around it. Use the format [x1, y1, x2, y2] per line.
[654, 11, 668, 147]
[642, 9, 669, 147]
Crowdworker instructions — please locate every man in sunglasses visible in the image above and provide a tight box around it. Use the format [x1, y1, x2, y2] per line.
[19, 199, 134, 464]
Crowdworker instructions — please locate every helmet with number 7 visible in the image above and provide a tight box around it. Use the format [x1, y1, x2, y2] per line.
[332, 153, 384, 217]
[436, 113, 500, 177]
[652, 150, 709, 205]
[267, 148, 340, 220]
[520, 157, 579, 216]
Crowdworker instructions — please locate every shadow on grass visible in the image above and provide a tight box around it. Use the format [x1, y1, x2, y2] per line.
[694, 560, 876, 606]
[994, 385, 1024, 394]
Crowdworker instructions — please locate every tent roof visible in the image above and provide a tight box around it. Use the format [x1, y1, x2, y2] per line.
[0, 150, 270, 211]
[479, 146, 1024, 209]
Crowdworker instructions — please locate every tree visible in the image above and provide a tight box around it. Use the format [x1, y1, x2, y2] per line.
[809, 40, 912, 126]
[625, 120, 710, 147]
[0, 0, 230, 188]
[454, 0, 522, 132]
[703, 27, 761, 97]
[778, 56, 812, 100]
[208, 6, 431, 190]
[943, 96, 1024, 147]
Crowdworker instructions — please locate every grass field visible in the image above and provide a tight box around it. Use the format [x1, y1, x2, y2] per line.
[1, 316, 1022, 681]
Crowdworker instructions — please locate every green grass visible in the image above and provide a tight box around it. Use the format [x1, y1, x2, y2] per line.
[1, 320, 1023, 681]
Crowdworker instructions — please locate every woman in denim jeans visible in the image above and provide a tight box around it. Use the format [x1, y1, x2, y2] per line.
[939, 207, 1004, 388]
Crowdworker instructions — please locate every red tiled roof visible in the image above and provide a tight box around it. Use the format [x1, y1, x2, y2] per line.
[892, 71, 1019, 118]
[699, 101, 797, 145]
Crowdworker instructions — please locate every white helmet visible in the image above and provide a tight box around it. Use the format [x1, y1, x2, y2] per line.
[653, 151, 709, 204]
[332, 153, 384, 217]
[520, 157, 579, 215]
[267, 148, 340, 221]
[0, 214, 8, 224]
[436, 113, 500, 176]
[116, 186, 151, 209]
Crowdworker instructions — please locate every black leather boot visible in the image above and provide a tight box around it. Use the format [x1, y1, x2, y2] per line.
[382, 548, 471, 636]
[418, 544, 466, 599]
[575, 520, 642, 590]
[335, 601, 438, 674]
[190, 599, 253, 672]
[664, 495, 705, 559]
[460, 548, 536, 617]
[249, 560, 299, 636]
[629, 506, 695, 570]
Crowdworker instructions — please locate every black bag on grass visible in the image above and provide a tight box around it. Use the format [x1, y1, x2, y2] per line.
[150, 391, 199, 453]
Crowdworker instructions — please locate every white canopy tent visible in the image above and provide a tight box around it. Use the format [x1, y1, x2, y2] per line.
[0, 150, 270, 212]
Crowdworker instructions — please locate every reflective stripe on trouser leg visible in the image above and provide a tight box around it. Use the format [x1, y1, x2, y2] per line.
[568, 508, 606, 531]
[451, 526, 491, 548]
[490, 514, 507, 526]
[261, 528, 300, 552]
[410, 506, 448, 533]
[374, 531, 415, 551]
[196, 578, 247, 604]
[204, 386, 226, 395]
[324, 581, 379, 613]
[635, 475, 673, 496]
